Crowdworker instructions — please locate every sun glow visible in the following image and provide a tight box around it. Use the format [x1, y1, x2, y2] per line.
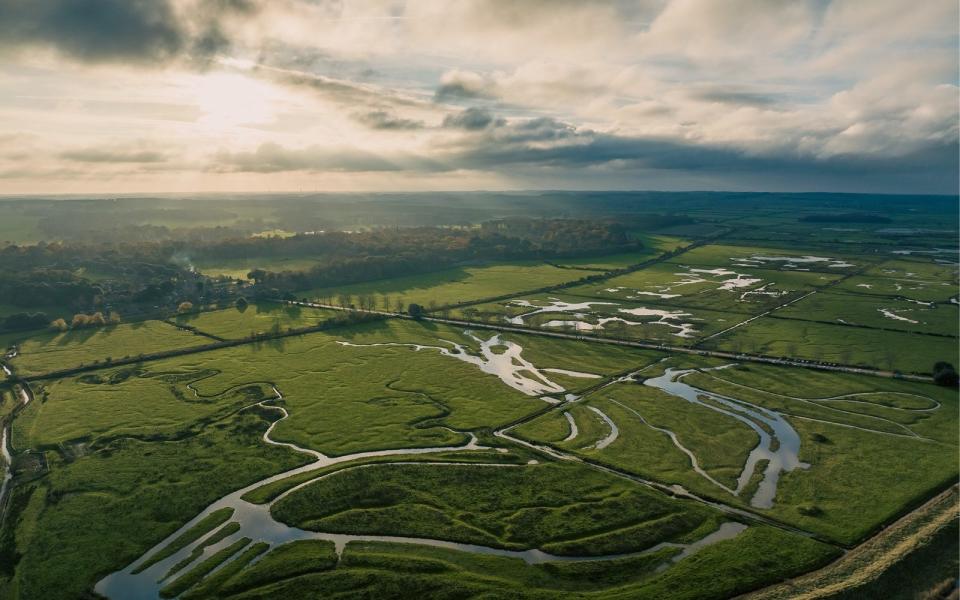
[191, 72, 278, 129]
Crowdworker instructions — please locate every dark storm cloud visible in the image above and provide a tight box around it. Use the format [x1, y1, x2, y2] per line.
[213, 108, 958, 192]
[436, 113, 960, 191]
[352, 110, 425, 130]
[0, 0, 257, 64]
[442, 107, 505, 130]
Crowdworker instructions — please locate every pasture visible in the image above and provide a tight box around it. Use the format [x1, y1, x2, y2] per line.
[175, 302, 338, 339]
[300, 262, 596, 309]
[774, 290, 959, 336]
[701, 317, 958, 374]
[454, 292, 747, 345]
[566, 262, 841, 314]
[6, 321, 210, 378]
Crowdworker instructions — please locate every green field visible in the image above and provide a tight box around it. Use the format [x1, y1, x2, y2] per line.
[6, 321, 211, 378]
[0, 214, 957, 600]
[174, 302, 339, 340]
[701, 317, 958, 373]
[833, 258, 959, 303]
[550, 235, 690, 269]
[0, 411, 308, 599]
[566, 262, 841, 314]
[273, 461, 723, 554]
[301, 262, 596, 309]
[775, 290, 959, 336]
[11, 368, 275, 450]
[453, 292, 748, 345]
[515, 361, 957, 545]
[662, 243, 866, 274]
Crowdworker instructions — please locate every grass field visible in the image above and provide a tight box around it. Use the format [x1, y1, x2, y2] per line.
[0, 225, 957, 599]
[514, 389, 761, 503]
[686, 365, 958, 543]
[273, 461, 723, 555]
[168, 526, 837, 600]
[550, 235, 690, 269]
[175, 302, 338, 339]
[7, 321, 210, 378]
[515, 359, 957, 545]
[0, 411, 308, 600]
[11, 367, 275, 450]
[662, 244, 865, 274]
[300, 262, 596, 309]
[702, 317, 958, 374]
[832, 258, 959, 302]
[775, 290, 959, 336]
[565, 262, 841, 314]
[62, 319, 615, 457]
[453, 292, 748, 345]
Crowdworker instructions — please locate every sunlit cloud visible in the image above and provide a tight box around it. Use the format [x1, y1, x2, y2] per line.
[0, 0, 955, 194]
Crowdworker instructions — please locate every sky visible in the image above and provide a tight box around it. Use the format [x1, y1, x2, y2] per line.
[0, 0, 957, 195]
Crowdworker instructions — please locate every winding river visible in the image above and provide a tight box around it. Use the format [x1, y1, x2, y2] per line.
[0, 426, 11, 513]
[641, 367, 809, 509]
[96, 382, 746, 600]
[95, 339, 751, 599]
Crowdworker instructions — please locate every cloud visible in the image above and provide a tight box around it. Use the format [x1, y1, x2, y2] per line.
[0, 0, 258, 65]
[442, 108, 505, 130]
[212, 142, 444, 173]
[352, 110, 425, 130]
[0, 0, 956, 194]
[690, 87, 781, 107]
[59, 146, 170, 163]
[434, 70, 496, 102]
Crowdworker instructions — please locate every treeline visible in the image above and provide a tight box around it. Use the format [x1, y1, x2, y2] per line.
[800, 213, 892, 224]
[234, 219, 639, 291]
[0, 216, 678, 326]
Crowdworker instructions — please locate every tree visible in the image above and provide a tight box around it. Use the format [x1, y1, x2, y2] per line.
[394, 298, 404, 314]
[49, 318, 68, 332]
[933, 362, 959, 387]
[177, 301, 194, 314]
[108, 311, 121, 325]
[408, 303, 424, 318]
[235, 297, 249, 311]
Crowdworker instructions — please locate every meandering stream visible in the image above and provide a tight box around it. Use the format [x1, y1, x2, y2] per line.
[96, 379, 747, 600]
[641, 367, 809, 509]
[0, 426, 11, 512]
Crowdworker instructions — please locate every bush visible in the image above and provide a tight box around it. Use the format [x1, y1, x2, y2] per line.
[933, 362, 958, 388]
